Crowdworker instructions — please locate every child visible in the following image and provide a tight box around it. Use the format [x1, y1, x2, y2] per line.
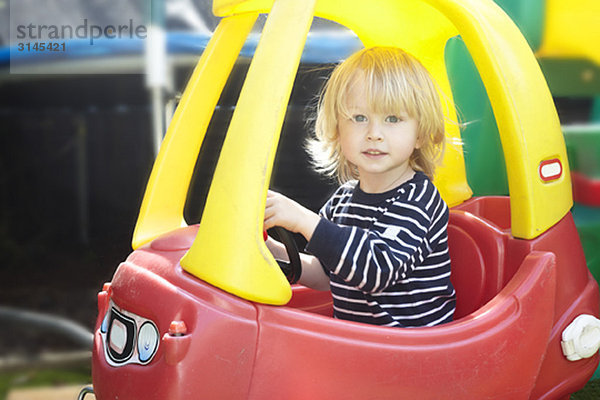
[264, 46, 455, 328]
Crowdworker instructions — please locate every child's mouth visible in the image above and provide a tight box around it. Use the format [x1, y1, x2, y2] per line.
[363, 149, 387, 156]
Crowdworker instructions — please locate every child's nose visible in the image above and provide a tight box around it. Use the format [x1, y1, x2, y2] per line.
[367, 123, 384, 141]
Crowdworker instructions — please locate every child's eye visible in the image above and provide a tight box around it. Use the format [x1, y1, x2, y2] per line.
[385, 115, 401, 123]
[352, 114, 368, 123]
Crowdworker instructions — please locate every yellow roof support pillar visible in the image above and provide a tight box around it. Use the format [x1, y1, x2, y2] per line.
[181, 0, 318, 305]
[132, 13, 258, 249]
[425, 0, 571, 238]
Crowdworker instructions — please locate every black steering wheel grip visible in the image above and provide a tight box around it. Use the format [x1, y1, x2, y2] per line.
[268, 227, 302, 284]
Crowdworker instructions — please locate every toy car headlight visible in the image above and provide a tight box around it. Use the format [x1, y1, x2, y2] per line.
[107, 309, 136, 363]
[101, 301, 160, 366]
[137, 321, 160, 363]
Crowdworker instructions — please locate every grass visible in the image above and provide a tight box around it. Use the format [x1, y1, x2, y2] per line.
[573, 379, 600, 400]
[0, 366, 91, 400]
[0, 367, 598, 399]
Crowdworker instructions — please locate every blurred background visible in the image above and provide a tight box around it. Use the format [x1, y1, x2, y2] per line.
[0, 0, 599, 398]
[0, 1, 353, 397]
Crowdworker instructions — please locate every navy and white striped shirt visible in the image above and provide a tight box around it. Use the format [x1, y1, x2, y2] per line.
[306, 172, 455, 327]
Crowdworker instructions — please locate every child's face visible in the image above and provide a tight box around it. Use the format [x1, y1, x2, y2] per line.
[338, 76, 420, 193]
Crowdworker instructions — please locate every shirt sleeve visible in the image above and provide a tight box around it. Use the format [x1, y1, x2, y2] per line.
[306, 201, 433, 294]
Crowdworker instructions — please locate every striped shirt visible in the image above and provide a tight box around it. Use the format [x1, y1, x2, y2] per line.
[306, 172, 456, 327]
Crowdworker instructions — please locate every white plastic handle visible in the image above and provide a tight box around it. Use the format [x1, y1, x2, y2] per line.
[561, 314, 600, 361]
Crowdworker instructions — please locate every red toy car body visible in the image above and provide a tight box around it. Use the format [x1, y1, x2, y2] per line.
[91, 197, 599, 399]
[88, 0, 600, 398]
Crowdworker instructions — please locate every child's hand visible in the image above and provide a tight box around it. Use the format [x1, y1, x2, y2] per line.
[264, 190, 320, 242]
[264, 190, 306, 232]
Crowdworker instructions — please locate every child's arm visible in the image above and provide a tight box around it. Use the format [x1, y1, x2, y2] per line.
[264, 191, 330, 290]
[306, 195, 448, 294]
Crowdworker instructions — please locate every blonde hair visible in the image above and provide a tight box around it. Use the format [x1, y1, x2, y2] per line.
[307, 46, 446, 182]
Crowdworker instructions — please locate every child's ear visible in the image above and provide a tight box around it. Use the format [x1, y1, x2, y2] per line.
[415, 135, 424, 149]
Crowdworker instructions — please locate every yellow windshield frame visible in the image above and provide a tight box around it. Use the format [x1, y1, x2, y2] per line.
[133, 0, 571, 305]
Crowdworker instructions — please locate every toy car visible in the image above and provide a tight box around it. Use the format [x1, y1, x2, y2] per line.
[87, 0, 600, 399]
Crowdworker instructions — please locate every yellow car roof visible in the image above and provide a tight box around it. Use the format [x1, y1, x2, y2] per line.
[133, 0, 571, 304]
